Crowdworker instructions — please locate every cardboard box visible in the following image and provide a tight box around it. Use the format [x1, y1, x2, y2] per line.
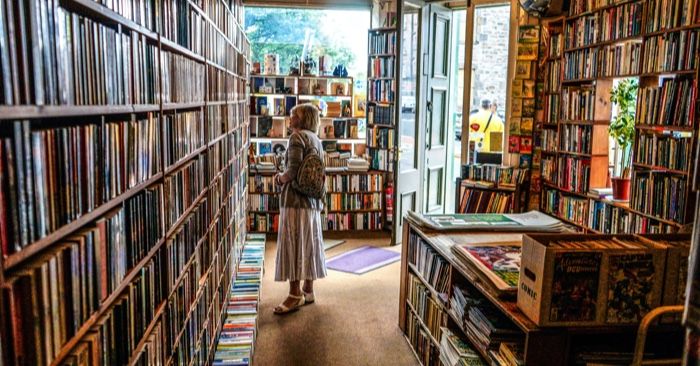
[637, 234, 691, 306]
[518, 234, 666, 327]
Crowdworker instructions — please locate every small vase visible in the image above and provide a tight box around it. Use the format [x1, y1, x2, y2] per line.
[611, 177, 631, 201]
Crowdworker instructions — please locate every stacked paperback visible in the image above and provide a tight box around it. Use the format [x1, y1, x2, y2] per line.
[213, 235, 266, 365]
[439, 327, 487, 366]
[347, 157, 370, 172]
[449, 285, 522, 364]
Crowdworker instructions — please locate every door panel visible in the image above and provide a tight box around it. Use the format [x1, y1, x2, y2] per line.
[426, 167, 443, 211]
[394, 3, 423, 245]
[423, 4, 453, 214]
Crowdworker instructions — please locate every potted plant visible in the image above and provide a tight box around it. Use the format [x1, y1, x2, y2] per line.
[609, 78, 638, 201]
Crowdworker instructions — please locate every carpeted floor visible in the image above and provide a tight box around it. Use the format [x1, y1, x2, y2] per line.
[254, 235, 419, 366]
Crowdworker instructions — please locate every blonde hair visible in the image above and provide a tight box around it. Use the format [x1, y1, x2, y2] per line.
[291, 103, 320, 133]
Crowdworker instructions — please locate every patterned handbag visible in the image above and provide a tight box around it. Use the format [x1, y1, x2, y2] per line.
[291, 132, 326, 199]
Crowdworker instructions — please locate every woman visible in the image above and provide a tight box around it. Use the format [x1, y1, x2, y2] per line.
[273, 103, 327, 314]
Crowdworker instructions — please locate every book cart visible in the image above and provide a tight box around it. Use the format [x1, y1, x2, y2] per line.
[398, 215, 684, 365]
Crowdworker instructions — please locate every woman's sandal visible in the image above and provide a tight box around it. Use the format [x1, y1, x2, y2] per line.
[273, 294, 305, 314]
[303, 291, 315, 304]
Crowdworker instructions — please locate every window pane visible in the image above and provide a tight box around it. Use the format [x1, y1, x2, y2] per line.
[399, 12, 419, 172]
[467, 4, 510, 162]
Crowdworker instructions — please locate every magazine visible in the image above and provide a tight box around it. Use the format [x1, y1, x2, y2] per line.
[407, 210, 569, 232]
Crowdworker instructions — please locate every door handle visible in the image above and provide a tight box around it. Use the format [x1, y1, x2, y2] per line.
[426, 100, 433, 112]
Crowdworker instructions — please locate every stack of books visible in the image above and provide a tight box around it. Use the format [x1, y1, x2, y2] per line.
[465, 303, 521, 353]
[449, 285, 521, 359]
[439, 327, 488, 366]
[347, 157, 371, 172]
[213, 235, 266, 366]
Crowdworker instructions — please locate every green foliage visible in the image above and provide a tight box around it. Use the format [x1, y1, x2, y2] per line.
[245, 8, 356, 74]
[609, 78, 638, 178]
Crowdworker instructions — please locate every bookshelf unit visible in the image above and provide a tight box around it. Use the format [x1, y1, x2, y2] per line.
[0, 0, 251, 365]
[398, 216, 684, 365]
[247, 171, 386, 233]
[245, 71, 386, 233]
[454, 165, 530, 214]
[366, 28, 398, 173]
[539, 2, 700, 234]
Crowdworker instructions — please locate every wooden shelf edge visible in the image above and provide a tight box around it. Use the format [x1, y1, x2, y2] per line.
[3, 173, 163, 272]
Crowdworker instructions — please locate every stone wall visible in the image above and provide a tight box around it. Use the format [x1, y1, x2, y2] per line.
[470, 6, 510, 117]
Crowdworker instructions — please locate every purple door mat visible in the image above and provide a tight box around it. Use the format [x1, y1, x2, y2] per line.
[326, 245, 401, 274]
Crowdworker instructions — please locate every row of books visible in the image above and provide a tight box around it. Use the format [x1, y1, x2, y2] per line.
[588, 199, 677, 234]
[213, 236, 265, 366]
[248, 175, 281, 194]
[1, 197, 216, 365]
[544, 94, 560, 125]
[369, 57, 395, 78]
[645, 0, 700, 33]
[568, 0, 625, 16]
[248, 194, 279, 212]
[556, 156, 591, 194]
[250, 96, 294, 117]
[209, 103, 246, 142]
[597, 41, 642, 77]
[164, 110, 205, 167]
[161, 51, 206, 104]
[549, 34, 563, 58]
[631, 172, 688, 223]
[557, 193, 589, 227]
[559, 124, 592, 154]
[0, 117, 163, 252]
[326, 173, 383, 192]
[326, 192, 383, 212]
[545, 61, 561, 93]
[248, 211, 384, 232]
[564, 3, 642, 50]
[457, 187, 514, 214]
[164, 155, 206, 228]
[369, 31, 397, 55]
[322, 118, 361, 139]
[642, 30, 699, 74]
[407, 274, 446, 344]
[163, 203, 208, 295]
[407, 233, 450, 295]
[0, 5, 146, 105]
[542, 129, 558, 152]
[324, 212, 383, 230]
[208, 68, 244, 102]
[163, 0, 203, 54]
[369, 148, 395, 172]
[634, 132, 692, 171]
[367, 104, 395, 126]
[367, 126, 395, 149]
[460, 164, 528, 186]
[636, 76, 696, 127]
[562, 86, 596, 120]
[541, 156, 557, 183]
[368, 79, 395, 103]
[406, 311, 441, 366]
[325, 152, 351, 169]
[207, 26, 237, 73]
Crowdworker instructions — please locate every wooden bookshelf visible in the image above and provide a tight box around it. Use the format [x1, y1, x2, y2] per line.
[398, 216, 684, 365]
[0, 0, 251, 365]
[538, 3, 700, 234]
[247, 170, 386, 232]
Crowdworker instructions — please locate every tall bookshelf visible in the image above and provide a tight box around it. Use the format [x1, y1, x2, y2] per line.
[0, 0, 251, 365]
[539, 0, 700, 234]
[246, 73, 385, 233]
